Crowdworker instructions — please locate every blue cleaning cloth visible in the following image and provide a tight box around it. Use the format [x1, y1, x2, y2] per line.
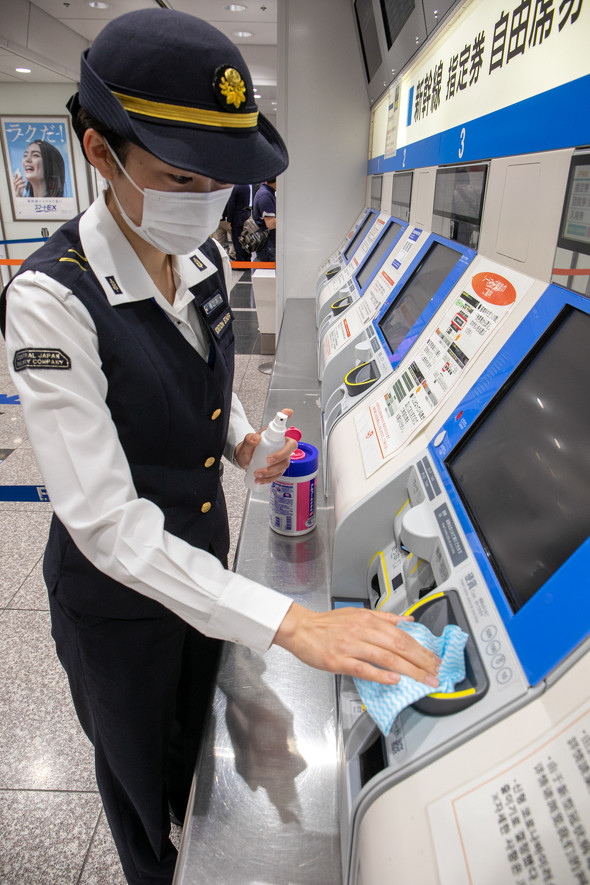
[354, 620, 469, 736]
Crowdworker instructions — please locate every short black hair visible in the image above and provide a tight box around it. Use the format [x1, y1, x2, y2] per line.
[68, 94, 131, 164]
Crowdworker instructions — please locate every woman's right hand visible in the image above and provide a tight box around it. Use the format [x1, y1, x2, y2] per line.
[13, 169, 26, 197]
[273, 602, 441, 687]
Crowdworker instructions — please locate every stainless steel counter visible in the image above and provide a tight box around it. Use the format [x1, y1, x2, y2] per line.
[174, 299, 342, 885]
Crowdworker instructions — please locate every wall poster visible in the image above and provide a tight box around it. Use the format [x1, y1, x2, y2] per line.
[1, 117, 79, 221]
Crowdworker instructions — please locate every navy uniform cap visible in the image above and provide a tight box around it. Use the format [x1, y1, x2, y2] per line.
[72, 8, 288, 185]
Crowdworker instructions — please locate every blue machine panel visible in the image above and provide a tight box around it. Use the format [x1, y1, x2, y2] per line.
[351, 216, 406, 294]
[342, 208, 378, 264]
[428, 284, 590, 684]
[372, 233, 475, 369]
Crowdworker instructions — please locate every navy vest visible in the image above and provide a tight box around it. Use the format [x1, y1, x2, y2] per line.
[2, 216, 236, 618]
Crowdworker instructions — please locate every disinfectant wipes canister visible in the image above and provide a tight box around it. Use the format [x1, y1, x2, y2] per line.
[269, 441, 318, 536]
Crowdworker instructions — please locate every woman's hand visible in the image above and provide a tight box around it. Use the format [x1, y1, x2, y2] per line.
[273, 602, 441, 687]
[234, 407, 297, 484]
[13, 169, 26, 197]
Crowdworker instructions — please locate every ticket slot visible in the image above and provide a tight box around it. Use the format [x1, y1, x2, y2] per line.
[331, 294, 354, 315]
[367, 551, 406, 611]
[406, 589, 489, 715]
[317, 286, 352, 343]
[344, 360, 379, 396]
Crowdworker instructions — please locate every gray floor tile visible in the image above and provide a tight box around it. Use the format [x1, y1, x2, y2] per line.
[0, 405, 27, 448]
[8, 556, 49, 611]
[232, 353, 250, 390]
[77, 810, 183, 885]
[0, 789, 102, 885]
[77, 810, 127, 885]
[0, 510, 52, 608]
[236, 389, 270, 430]
[0, 441, 45, 485]
[236, 359, 274, 396]
[0, 610, 96, 792]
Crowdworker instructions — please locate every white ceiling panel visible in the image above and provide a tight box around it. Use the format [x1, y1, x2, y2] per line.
[0, 46, 75, 81]
[0, 0, 278, 105]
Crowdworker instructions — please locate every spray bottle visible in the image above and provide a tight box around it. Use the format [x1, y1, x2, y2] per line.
[244, 410, 289, 490]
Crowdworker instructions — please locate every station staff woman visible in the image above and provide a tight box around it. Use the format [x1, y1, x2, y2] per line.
[1, 10, 440, 884]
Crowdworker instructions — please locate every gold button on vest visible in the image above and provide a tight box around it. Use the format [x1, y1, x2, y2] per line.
[201, 502, 212, 514]
[211, 408, 221, 420]
[204, 457, 215, 468]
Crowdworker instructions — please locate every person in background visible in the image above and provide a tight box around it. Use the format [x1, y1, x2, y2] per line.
[253, 176, 276, 261]
[13, 139, 65, 198]
[223, 182, 251, 261]
[211, 215, 235, 257]
[1, 10, 440, 884]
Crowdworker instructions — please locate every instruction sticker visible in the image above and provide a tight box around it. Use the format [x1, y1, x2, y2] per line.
[322, 308, 363, 362]
[355, 266, 532, 477]
[428, 704, 590, 885]
[357, 230, 424, 326]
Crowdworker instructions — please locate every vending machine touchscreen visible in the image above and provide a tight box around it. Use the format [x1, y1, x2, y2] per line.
[316, 208, 378, 304]
[316, 207, 370, 286]
[437, 297, 590, 682]
[375, 240, 462, 362]
[343, 210, 377, 262]
[317, 216, 405, 331]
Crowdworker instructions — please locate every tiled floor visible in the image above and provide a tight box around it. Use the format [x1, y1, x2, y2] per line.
[0, 270, 270, 884]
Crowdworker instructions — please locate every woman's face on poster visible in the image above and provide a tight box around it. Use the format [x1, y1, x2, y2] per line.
[22, 143, 44, 188]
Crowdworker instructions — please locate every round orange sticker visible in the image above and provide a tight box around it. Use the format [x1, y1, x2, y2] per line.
[471, 272, 516, 306]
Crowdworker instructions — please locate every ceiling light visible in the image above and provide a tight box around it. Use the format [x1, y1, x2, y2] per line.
[16, 67, 31, 73]
[89, 1, 111, 8]
[225, 4, 247, 10]
[233, 30, 253, 37]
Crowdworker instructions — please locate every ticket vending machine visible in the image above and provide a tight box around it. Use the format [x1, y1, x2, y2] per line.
[317, 224, 428, 386]
[319, 235, 476, 480]
[334, 284, 590, 885]
[316, 207, 372, 291]
[316, 210, 391, 322]
[316, 207, 379, 302]
[316, 214, 407, 339]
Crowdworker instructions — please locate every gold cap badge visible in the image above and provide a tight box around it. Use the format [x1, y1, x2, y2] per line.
[213, 65, 247, 111]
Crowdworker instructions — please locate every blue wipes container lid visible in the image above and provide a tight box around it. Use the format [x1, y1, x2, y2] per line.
[282, 442, 318, 478]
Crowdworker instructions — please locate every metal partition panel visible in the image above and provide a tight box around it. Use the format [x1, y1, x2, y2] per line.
[174, 301, 340, 885]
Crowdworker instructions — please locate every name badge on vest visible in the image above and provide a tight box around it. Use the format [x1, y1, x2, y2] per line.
[201, 292, 224, 317]
[211, 309, 233, 339]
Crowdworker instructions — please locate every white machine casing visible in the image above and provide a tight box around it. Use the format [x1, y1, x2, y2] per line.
[326, 147, 579, 885]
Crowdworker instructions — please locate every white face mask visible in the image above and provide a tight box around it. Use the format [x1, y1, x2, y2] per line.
[106, 143, 230, 255]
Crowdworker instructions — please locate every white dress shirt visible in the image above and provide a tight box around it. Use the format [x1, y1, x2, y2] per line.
[4, 193, 292, 654]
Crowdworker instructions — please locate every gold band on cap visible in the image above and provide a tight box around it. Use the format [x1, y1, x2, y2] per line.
[112, 91, 258, 129]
